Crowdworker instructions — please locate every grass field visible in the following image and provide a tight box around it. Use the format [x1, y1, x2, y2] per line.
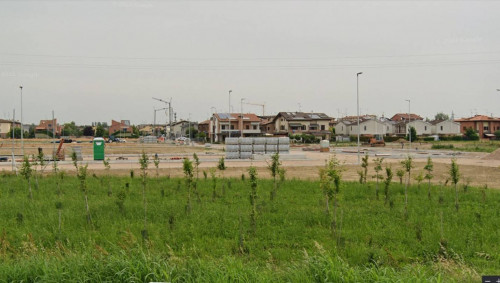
[430, 141, 500, 153]
[0, 168, 498, 282]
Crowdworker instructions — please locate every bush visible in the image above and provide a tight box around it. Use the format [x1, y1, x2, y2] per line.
[383, 136, 402, 143]
[290, 134, 320, 144]
[464, 128, 479, 141]
[431, 144, 454, 150]
[439, 135, 463, 141]
[422, 137, 435, 142]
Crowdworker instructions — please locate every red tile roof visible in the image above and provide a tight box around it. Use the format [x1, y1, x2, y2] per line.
[455, 115, 500, 122]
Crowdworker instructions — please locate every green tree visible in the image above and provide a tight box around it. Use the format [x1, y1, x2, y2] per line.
[450, 159, 460, 212]
[82, 126, 94, 137]
[95, 125, 107, 137]
[185, 127, 198, 139]
[373, 157, 384, 200]
[63, 122, 79, 137]
[495, 130, 500, 139]
[7, 127, 22, 139]
[424, 157, 434, 200]
[434, 112, 450, 121]
[464, 128, 479, 140]
[139, 151, 150, 240]
[406, 126, 417, 142]
[20, 156, 33, 199]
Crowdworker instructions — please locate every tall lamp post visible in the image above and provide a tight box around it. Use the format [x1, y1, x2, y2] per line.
[356, 72, 362, 164]
[240, 98, 245, 138]
[228, 90, 233, 139]
[19, 86, 24, 157]
[405, 99, 411, 152]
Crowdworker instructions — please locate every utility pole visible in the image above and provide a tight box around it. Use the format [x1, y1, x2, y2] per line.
[406, 99, 411, 153]
[19, 86, 24, 157]
[152, 97, 172, 140]
[240, 98, 245, 138]
[356, 72, 363, 164]
[11, 109, 16, 173]
[228, 90, 232, 139]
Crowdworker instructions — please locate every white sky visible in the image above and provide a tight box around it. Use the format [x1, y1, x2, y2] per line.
[1, 0, 499, 125]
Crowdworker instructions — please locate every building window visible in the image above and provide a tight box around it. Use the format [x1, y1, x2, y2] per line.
[231, 125, 235, 130]
[267, 126, 270, 131]
[463, 126, 466, 131]
[364, 126, 367, 131]
[281, 125, 285, 130]
[246, 125, 250, 129]
[484, 126, 489, 131]
[221, 125, 225, 130]
[425, 126, 427, 131]
[253, 125, 257, 130]
[321, 125, 325, 130]
[440, 126, 443, 131]
[350, 126, 352, 131]
[387, 126, 389, 131]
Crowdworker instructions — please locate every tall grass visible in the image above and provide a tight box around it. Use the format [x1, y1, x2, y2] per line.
[0, 172, 498, 281]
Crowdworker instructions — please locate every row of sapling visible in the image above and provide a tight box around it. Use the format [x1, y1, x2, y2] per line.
[183, 157, 194, 214]
[268, 153, 285, 201]
[192, 153, 201, 202]
[373, 157, 384, 200]
[72, 151, 92, 227]
[357, 154, 369, 184]
[103, 158, 112, 196]
[139, 151, 150, 241]
[319, 156, 343, 240]
[401, 155, 414, 218]
[248, 166, 258, 235]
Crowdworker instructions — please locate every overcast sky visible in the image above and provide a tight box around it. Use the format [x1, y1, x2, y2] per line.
[1, 0, 499, 125]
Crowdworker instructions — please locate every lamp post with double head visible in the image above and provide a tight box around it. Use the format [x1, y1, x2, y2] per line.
[356, 72, 362, 164]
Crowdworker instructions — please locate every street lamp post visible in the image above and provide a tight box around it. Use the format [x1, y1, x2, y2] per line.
[405, 99, 411, 152]
[240, 98, 245, 138]
[356, 72, 362, 164]
[210, 106, 217, 143]
[228, 90, 232, 139]
[19, 86, 24, 157]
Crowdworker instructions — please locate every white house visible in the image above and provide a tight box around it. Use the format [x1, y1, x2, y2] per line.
[430, 120, 461, 135]
[350, 119, 391, 136]
[408, 120, 433, 135]
[335, 120, 354, 136]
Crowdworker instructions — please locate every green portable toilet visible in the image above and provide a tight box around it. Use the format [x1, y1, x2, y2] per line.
[93, 137, 105, 160]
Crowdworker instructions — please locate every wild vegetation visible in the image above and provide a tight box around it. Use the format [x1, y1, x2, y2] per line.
[0, 158, 498, 281]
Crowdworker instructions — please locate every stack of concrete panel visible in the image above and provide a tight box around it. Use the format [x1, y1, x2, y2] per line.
[278, 137, 290, 154]
[225, 138, 240, 159]
[253, 137, 266, 153]
[266, 137, 278, 154]
[239, 137, 253, 159]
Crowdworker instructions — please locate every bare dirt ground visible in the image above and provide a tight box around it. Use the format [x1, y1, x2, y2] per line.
[1, 140, 499, 188]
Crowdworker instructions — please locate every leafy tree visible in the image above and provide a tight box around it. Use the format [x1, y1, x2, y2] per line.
[396, 169, 405, 184]
[268, 153, 282, 201]
[139, 151, 150, 240]
[360, 154, 369, 184]
[434, 112, 450, 121]
[406, 126, 417, 142]
[248, 166, 258, 234]
[450, 158, 460, 212]
[95, 125, 107, 137]
[7, 127, 22, 139]
[83, 126, 94, 137]
[464, 128, 479, 140]
[185, 127, 198, 139]
[20, 156, 33, 199]
[63, 122, 81, 137]
[495, 130, 500, 139]
[197, 131, 207, 141]
[183, 157, 194, 214]
[131, 125, 140, 138]
[424, 157, 434, 200]
[373, 158, 384, 199]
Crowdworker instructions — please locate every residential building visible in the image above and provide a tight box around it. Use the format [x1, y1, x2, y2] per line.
[35, 119, 62, 138]
[0, 119, 21, 138]
[198, 120, 210, 135]
[390, 113, 424, 122]
[336, 117, 394, 136]
[271, 112, 332, 140]
[258, 115, 276, 135]
[430, 120, 461, 135]
[455, 115, 500, 138]
[210, 113, 261, 142]
[335, 120, 355, 136]
[394, 120, 432, 136]
[172, 120, 198, 138]
[109, 120, 132, 136]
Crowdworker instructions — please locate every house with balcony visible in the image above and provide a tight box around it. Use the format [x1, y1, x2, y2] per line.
[210, 113, 261, 142]
[271, 112, 332, 140]
[35, 119, 62, 138]
[0, 119, 21, 138]
[171, 120, 198, 138]
[455, 115, 500, 139]
[109, 120, 132, 136]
